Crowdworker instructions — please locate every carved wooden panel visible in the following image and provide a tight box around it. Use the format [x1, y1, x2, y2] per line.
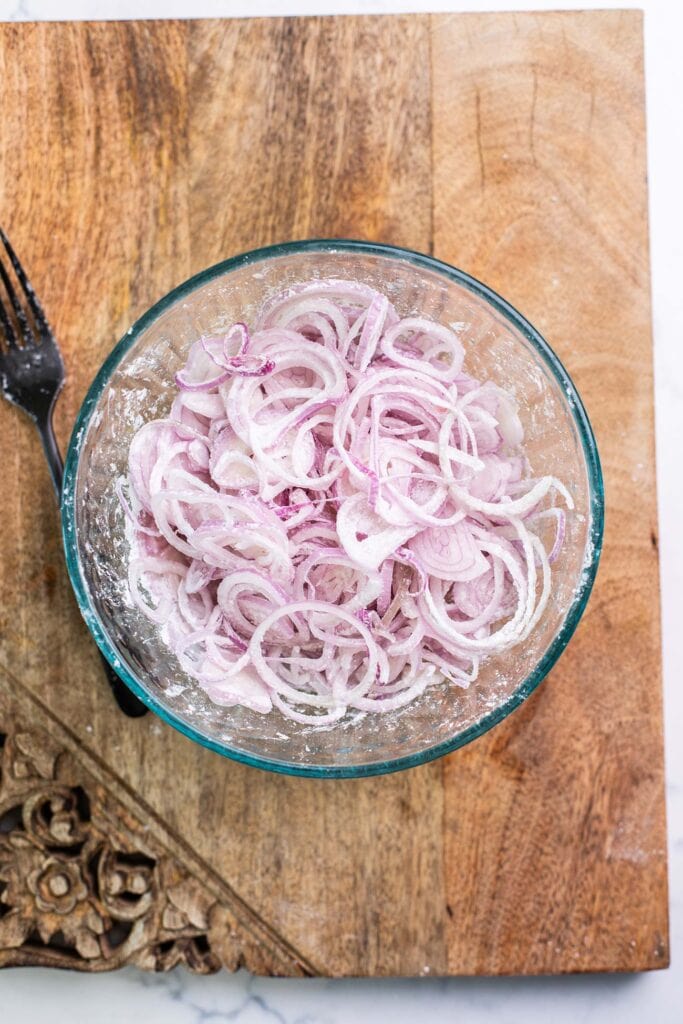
[0, 687, 311, 974]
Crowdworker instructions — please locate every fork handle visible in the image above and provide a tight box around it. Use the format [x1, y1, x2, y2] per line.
[94, 658, 149, 718]
[37, 412, 149, 719]
[37, 411, 66, 500]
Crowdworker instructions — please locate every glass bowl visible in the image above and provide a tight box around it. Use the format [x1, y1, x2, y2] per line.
[61, 240, 604, 778]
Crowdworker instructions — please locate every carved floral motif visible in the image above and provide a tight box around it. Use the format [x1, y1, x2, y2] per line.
[0, 713, 308, 976]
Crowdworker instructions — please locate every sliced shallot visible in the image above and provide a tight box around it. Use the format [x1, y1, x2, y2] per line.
[122, 278, 570, 723]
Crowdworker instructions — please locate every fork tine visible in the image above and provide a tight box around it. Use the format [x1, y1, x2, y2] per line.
[0, 235, 35, 347]
[0, 290, 19, 350]
[0, 228, 50, 341]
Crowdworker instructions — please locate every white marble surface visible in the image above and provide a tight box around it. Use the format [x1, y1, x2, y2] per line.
[0, 0, 681, 1019]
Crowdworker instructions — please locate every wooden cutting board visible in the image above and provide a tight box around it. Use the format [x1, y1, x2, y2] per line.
[0, 10, 668, 976]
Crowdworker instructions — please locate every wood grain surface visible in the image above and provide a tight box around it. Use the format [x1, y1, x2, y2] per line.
[0, 10, 668, 976]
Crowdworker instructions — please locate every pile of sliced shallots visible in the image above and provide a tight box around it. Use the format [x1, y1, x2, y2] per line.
[120, 279, 570, 724]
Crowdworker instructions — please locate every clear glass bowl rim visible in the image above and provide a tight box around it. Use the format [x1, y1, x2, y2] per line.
[61, 238, 605, 779]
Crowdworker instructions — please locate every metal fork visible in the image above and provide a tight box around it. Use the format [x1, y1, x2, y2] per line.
[0, 227, 147, 718]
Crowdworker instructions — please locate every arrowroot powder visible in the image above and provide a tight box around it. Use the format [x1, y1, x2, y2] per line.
[119, 279, 570, 725]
